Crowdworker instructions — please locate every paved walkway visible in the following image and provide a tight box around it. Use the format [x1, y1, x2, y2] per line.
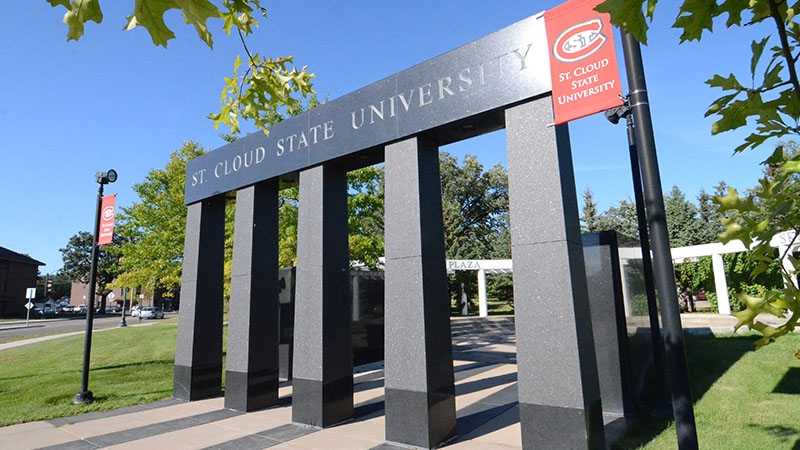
[0, 313, 791, 449]
[0, 317, 546, 450]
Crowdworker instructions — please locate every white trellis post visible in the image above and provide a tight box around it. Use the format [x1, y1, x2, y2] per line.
[477, 269, 488, 317]
[711, 253, 731, 315]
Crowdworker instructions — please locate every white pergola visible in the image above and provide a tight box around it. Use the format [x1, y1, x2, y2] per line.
[446, 259, 512, 317]
[445, 230, 799, 318]
[618, 230, 799, 316]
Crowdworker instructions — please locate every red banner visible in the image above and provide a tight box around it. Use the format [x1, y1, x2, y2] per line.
[98, 194, 116, 246]
[544, 0, 623, 124]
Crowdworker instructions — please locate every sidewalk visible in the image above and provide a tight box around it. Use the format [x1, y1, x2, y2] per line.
[0, 321, 156, 352]
[626, 312, 789, 336]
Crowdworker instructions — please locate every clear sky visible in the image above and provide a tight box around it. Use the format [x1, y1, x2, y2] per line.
[0, 1, 776, 273]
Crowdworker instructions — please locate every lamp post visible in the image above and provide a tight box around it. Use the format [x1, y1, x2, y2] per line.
[74, 169, 117, 405]
[119, 288, 128, 327]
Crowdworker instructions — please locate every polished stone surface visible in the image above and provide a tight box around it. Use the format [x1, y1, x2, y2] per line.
[384, 136, 456, 449]
[582, 231, 634, 417]
[174, 195, 226, 401]
[184, 13, 550, 204]
[505, 98, 605, 448]
[225, 180, 281, 412]
[292, 164, 353, 427]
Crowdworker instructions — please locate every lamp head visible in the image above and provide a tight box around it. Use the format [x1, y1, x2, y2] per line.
[96, 169, 118, 184]
[604, 106, 630, 125]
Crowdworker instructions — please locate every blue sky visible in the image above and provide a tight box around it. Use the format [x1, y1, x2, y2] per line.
[0, 1, 776, 273]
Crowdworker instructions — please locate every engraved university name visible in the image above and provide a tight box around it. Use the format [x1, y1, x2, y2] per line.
[190, 42, 537, 188]
[185, 13, 550, 202]
[349, 44, 535, 131]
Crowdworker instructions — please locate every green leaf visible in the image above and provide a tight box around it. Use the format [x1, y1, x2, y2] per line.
[763, 60, 784, 88]
[705, 92, 739, 117]
[783, 161, 800, 173]
[673, 0, 717, 42]
[124, 0, 221, 48]
[706, 73, 744, 91]
[51, 0, 104, 42]
[46, 0, 71, 8]
[711, 98, 750, 134]
[751, 37, 770, 78]
[179, 0, 220, 47]
[595, 0, 649, 45]
[719, 0, 750, 26]
[763, 146, 786, 165]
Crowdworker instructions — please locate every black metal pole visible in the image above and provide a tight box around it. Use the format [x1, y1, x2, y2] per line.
[119, 288, 128, 327]
[75, 182, 104, 405]
[626, 113, 670, 411]
[621, 31, 698, 448]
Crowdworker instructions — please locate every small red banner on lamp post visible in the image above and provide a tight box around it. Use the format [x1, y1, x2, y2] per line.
[544, 0, 623, 124]
[98, 194, 116, 246]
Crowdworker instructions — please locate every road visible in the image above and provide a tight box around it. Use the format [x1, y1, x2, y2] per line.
[0, 313, 176, 341]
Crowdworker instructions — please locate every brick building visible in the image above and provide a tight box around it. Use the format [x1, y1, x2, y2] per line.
[69, 282, 127, 310]
[0, 246, 44, 318]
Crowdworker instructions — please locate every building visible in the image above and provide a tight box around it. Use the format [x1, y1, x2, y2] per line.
[69, 282, 127, 310]
[0, 246, 45, 318]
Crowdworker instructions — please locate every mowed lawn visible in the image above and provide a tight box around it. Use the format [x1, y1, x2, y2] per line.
[0, 319, 230, 426]
[617, 332, 800, 449]
[0, 318, 799, 449]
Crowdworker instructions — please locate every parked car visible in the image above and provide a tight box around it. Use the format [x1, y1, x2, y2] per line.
[131, 306, 142, 317]
[139, 307, 164, 320]
[104, 306, 120, 313]
[60, 306, 72, 313]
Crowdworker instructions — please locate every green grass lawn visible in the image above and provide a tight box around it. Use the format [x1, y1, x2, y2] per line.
[450, 297, 514, 316]
[0, 318, 221, 426]
[616, 332, 800, 449]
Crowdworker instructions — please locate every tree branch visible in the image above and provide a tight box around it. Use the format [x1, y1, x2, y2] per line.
[769, 0, 800, 104]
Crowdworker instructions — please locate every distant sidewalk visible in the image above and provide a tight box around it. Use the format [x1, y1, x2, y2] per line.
[0, 321, 157, 352]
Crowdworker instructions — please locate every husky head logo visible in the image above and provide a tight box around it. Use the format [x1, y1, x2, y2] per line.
[552, 18, 607, 63]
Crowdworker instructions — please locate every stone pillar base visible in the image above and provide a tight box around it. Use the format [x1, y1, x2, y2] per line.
[385, 388, 456, 449]
[224, 369, 279, 412]
[173, 363, 222, 401]
[291, 377, 354, 427]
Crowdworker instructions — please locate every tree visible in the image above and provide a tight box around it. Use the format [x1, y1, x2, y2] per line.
[580, 187, 602, 233]
[598, 1, 800, 352]
[36, 271, 72, 301]
[596, 198, 639, 245]
[664, 185, 706, 247]
[46, 0, 315, 135]
[111, 141, 206, 294]
[274, 166, 385, 269]
[440, 152, 509, 260]
[439, 152, 510, 306]
[59, 231, 121, 311]
[347, 166, 385, 268]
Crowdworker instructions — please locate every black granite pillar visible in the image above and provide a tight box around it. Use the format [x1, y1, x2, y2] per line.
[505, 98, 606, 449]
[292, 164, 353, 427]
[384, 136, 456, 449]
[174, 195, 226, 401]
[582, 231, 633, 418]
[225, 179, 280, 412]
